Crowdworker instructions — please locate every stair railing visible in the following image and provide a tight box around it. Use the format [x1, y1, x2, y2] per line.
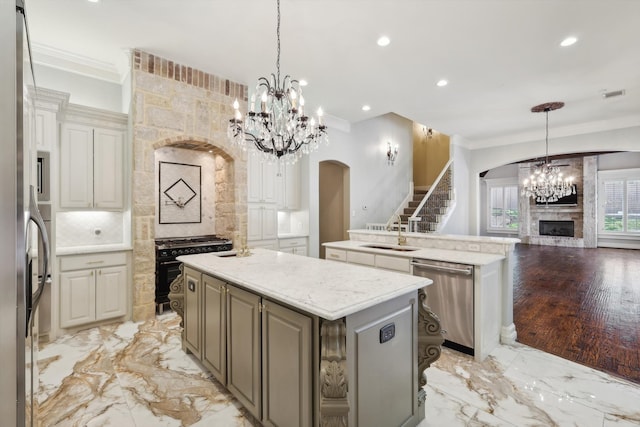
[385, 181, 413, 231]
[409, 159, 454, 232]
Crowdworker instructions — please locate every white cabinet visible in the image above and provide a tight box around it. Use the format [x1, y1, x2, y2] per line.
[247, 155, 277, 203]
[276, 162, 300, 210]
[324, 247, 411, 273]
[248, 204, 278, 241]
[59, 251, 128, 328]
[278, 237, 308, 256]
[34, 109, 57, 152]
[60, 123, 124, 209]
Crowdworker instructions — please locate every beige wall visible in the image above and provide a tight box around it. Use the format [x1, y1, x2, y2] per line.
[412, 123, 450, 188]
[131, 50, 247, 321]
[319, 161, 349, 258]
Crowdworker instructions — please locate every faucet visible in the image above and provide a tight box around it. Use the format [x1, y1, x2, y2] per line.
[389, 214, 407, 246]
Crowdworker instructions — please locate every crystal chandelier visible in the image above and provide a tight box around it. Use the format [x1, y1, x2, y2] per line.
[522, 102, 575, 203]
[227, 0, 327, 164]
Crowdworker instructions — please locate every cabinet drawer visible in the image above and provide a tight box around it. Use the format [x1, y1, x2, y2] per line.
[375, 255, 411, 273]
[325, 248, 346, 262]
[60, 251, 127, 271]
[278, 237, 307, 248]
[347, 251, 375, 266]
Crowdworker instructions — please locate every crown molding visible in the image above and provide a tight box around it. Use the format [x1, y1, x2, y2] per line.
[31, 43, 129, 84]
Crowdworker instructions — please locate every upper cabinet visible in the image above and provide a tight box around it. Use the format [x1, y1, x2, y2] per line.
[276, 162, 300, 210]
[59, 105, 127, 210]
[247, 155, 277, 204]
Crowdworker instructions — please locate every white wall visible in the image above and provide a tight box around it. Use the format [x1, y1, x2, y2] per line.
[33, 64, 122, 113]
[308, 113, 414, 257]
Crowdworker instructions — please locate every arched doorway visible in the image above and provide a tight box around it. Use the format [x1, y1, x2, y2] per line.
[318, 161, 350, 259]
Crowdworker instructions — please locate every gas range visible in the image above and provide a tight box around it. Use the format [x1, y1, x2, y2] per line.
[155, 235, 233, 261]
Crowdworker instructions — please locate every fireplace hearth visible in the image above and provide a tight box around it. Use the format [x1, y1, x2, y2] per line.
[539, 220, 575, 237]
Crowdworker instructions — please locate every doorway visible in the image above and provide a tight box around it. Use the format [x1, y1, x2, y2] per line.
[319, 161, 350, 259]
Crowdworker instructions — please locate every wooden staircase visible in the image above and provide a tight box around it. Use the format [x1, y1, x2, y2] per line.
[400, 188, 428, 224]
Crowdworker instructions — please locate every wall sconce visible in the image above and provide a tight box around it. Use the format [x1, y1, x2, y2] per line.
[423, 127, 433, 140]
[387, 142, 398, 165]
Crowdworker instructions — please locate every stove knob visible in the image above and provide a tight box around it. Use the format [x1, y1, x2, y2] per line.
[190, 248, 196, 254]
[171, 250, 177, 256]
[196, 247, 202, 253]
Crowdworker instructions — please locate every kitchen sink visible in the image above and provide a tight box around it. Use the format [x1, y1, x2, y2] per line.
[362, 244, 420, 252]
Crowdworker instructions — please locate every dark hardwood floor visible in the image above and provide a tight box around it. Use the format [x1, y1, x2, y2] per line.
[513, 244, 640, 384]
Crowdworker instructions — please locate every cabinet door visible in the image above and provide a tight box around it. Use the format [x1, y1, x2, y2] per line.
[247, 204, 264, 241]
[247, 155, 262, 203]
[261, 161, 277, 204]
[60, 269, 96, 328]
[95, 265, 127, 321]
[284, 162, 300, 210]
[262, 205, 278, 240]
[226, 285, 262, 420]
[34, 109, 56, 151]
[262, 300, 312, 427]
[203, 275, 227, 385]
[184, 267, 201, 356]
[293, 246, 308, 256]
[60, 123, 93, 208]
[93, 128, 124, 209]
[248, 156, 277, 203]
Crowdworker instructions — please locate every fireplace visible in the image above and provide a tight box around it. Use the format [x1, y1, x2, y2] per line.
[539, 220, 574, 237]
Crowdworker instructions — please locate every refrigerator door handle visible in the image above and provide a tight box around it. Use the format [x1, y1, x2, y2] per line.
[27, 186, 50, 330]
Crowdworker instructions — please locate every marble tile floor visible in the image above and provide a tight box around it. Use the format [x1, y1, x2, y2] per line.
[37, 313, 640, 427]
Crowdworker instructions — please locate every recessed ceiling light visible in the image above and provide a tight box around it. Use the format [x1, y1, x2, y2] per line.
[362, 105, 371, 111]
[560, 36, 577, 47]
[299, 79, 308, 87]
[87, 0, 100, 3]
[436, 79, 448, 87]
[377, 36, 390, 47]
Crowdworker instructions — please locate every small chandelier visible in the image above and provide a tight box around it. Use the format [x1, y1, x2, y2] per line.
[227, 0, 327, 163]
[522, 102, 575, 203]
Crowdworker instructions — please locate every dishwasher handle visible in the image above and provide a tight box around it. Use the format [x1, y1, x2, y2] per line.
[411, 261, 473, 275]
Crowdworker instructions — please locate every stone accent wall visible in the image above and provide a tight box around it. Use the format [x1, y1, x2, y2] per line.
[518, 156, 597, 248]
[131, 50, 248, 321]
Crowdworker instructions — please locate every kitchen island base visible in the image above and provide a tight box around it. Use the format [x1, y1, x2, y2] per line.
[171, 250, 443, 427]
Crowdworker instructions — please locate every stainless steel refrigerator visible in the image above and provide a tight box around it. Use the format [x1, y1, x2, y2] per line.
[1, 1, 50, 425]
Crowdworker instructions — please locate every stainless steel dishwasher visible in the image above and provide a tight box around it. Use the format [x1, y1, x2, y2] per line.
[412, 258, 474, 355]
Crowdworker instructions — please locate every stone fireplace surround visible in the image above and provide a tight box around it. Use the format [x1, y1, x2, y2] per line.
[518, 156, 597, 248]
[131, 50, 248, 321]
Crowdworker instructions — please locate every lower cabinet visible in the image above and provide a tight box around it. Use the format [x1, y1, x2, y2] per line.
[59, 251, 128, 328]
[278, 237, 308, 256]
[184, 267, 312, 426]
[325, 247, 411, 273]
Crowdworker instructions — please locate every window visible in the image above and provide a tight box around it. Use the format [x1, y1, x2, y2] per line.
[486, 179, 519, 232]
[599, 169, 640, 234]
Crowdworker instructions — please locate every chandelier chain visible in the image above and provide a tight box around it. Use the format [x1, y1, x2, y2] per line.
[276, 0, 281, 84]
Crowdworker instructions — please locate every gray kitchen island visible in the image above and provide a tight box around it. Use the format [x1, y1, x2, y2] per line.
[171, 248, 443, 427]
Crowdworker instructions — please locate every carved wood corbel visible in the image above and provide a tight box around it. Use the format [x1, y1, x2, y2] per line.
[168, 264, 184, 327]
[417, 288, 444, 390]
[319, 318, 349, 427]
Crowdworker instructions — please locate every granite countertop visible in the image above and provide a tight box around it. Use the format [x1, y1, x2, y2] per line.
[56, 244, 133, 256]
[323, 240, 505, 266]
[178, 248, 431, 320]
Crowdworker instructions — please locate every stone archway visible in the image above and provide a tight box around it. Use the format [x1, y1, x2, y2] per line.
[132, 135, 246, 321]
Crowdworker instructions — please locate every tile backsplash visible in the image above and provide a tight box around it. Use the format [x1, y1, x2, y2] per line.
[57, 211, 125, 247]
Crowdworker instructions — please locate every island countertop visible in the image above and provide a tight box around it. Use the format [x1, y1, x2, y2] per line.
[177, 248, 432, 320]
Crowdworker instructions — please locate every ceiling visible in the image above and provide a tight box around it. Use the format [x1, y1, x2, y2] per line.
[26, 0, 640, 148]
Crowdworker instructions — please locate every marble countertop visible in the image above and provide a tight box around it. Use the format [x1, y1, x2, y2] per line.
[56, 244, 133, 256]
[178, 248, 431, 320]
[323, 240, 505, 266]
[348, 229, 520, 245]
